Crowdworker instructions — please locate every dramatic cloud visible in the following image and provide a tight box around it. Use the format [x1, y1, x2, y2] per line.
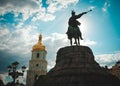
[0, 25, 39, 84]
[0, 0, 41, 20]
[47, 0, 79, 13]
[32, 12, 56, 22]
[0, 25, 97, 71]
[95, 52, 120, 68]
[0, 26, 38, 56]
[0, 0, 79, 22]
[44, 33, 69, 70]
[0, 24, 39, 74]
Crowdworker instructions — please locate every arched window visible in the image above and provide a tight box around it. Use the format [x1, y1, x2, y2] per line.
[34, 74, 38, 81]
[37, 53, 39, 58]
[36, 64, 39, 67]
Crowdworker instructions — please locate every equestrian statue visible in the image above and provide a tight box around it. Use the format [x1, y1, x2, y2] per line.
[66, 9, 92, 46]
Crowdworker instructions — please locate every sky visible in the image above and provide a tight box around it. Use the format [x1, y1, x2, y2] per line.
[0, 0, 120, 84]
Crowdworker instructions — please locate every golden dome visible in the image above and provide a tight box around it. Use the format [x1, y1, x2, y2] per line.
[32, 34, 46, 51]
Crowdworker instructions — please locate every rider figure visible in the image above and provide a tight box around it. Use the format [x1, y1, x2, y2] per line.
[66, 10, 91, 45]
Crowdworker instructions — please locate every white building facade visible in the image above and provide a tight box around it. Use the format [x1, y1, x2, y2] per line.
[26, 34, 47, 86]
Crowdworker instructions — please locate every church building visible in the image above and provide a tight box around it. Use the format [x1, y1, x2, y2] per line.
[26, 34, 47, 86]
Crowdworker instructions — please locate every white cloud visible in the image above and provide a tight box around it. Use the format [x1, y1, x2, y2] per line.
[0, 29, 10, 37]
[47, 0, 79, 13]
[0, 0, 41, 20]
[44, 33, 69, 69]
[95, 52, 120, 68]
[0, 0, 79, 22]
[32, 12, 56, 22]
[81, 39, 97, 46]
[0, 0, 54, 21]
[0, 29, 11, 50]
[0, 25, 39, 57]
[102, 1, 110, 12]
[57, 0, 79, 6]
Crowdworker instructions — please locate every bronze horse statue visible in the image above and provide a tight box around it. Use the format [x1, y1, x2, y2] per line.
[66, 10, 92, 46]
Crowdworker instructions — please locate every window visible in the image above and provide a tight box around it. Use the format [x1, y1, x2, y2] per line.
[34, 74, 38, 80]
[36, 64, 39, 67]
[37, 53, 39, 58]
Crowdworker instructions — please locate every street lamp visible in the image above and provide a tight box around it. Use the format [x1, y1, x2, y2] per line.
[7, 61, 26, 85]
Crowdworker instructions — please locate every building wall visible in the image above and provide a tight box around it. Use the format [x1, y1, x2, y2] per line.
[26, 50, 47, 86]
[109, 62, 120, 80]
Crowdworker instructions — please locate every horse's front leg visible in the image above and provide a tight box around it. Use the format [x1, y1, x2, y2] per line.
[70, 38, 72, 46]
[74, 38, 77, 45]
[78, 38, 80, 45]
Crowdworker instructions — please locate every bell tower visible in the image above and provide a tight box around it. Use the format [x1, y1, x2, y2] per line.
[26, 34, 47, 86]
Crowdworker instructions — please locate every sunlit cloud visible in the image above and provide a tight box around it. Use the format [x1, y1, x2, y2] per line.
[32, 13, 56, 22]
[81, 39, 97, 46]
[0, 0, 79, 22]
[47, 0, 79, 13]
[95, 52, 120, 68]
[0, 25, 39, 57]
[0, 0, 41, 20]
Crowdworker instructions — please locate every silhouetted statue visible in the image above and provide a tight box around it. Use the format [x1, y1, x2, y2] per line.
[66, 10, 92, 46]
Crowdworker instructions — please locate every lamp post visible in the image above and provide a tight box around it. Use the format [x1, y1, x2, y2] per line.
[7, 61, 26, 86]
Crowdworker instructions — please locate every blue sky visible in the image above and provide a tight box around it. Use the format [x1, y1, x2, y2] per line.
[0, 0, 120, 84]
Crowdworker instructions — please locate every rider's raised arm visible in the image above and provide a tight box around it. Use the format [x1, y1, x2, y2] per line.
[74, 9, 92, 19]
[75, 12, 87, 19]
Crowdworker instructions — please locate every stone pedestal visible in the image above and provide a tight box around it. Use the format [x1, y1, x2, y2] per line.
[34, 46, 120, 86]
